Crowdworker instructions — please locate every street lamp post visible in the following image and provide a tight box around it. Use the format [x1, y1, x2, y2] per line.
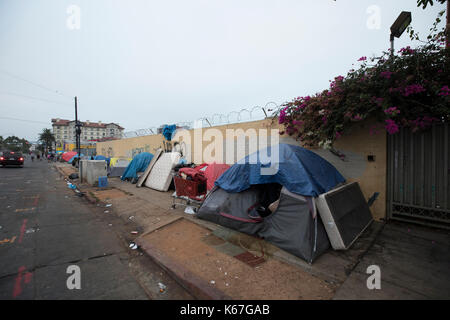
[390, 11, 412, 57]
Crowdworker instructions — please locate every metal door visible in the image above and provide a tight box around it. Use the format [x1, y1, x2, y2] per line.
[387, 124, 450, 229]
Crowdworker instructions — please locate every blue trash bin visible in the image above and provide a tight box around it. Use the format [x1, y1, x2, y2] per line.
[98, 176, 108, 188]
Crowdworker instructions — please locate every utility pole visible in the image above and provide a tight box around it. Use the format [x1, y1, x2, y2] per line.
[74, 96, 82, 160]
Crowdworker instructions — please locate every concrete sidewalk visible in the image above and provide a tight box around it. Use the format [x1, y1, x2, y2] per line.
[54, 163, 450, 300]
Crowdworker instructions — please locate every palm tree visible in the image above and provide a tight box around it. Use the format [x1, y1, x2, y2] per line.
[38, 128, 55, 156]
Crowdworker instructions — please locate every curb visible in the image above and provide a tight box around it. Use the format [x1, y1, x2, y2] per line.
[135, 228, 232, 300]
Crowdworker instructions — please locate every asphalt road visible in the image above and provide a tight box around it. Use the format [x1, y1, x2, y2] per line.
[0, 158, 192, 300]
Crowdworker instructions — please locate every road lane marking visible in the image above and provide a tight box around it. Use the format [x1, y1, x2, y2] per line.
[32, 196, 40, 206]
[12, 266, 32, 298]
[18, 219, 28, 243]
[0, 236, 17, 245]
[15, 208, 36, 213]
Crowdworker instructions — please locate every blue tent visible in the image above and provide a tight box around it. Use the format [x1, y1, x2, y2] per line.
[68, 153, 84, 164]
[94, 155, 110, 166]
[215, 144, 345, 197]
[121, 152, 154, 181]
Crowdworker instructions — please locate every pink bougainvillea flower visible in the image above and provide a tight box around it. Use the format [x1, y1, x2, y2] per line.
[398, 46, 415, 55]
[384, 107, 401, 116]
[353, 114, 363, 121]
[335, 131, 342, 139]
[385, 119, 400, 135]
[292, 120, 304, 126]
[279, 107, 288, 124]
[438, 85, 450, 96]
[358, 56, 367, 61]
[322, 116, 328, 125]
[403, 84, 425, 97]
[380, 71, 394, 79]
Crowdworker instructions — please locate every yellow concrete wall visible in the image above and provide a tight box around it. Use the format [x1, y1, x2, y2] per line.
[97, 118, 386, 220]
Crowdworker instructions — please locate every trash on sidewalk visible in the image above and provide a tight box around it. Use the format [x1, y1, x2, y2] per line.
[158, 282, 167, 293]
[129, 242, 138, 250]
[69, 173, 79, 180]
[131, 231, 139, 235]
[104, 210, 110, 213]
[184, 206, 196, 215]
[129, 216, 134, 220]
[67, 183, 76, 190]
[105, 203, 112, 207]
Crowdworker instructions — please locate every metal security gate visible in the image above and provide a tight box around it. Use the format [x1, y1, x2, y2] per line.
[387, 123, 450, 229]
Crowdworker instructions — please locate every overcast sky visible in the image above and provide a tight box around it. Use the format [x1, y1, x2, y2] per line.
[0, 0, 446, 141]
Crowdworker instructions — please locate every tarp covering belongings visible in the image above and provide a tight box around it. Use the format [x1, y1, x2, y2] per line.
[121, 152, 154, 181]
[94, 155, 110, 166]
[198, 144, 346, 263]
[110, 157, 132, 167]
[68, 154, 85, 164]
[162, 124, 177, 141]
[204, 163, 230, 191]
[62, 151, 77, 162]
[215, 143, 345, 197]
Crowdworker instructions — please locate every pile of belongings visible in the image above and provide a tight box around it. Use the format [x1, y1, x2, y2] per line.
[94, 155, 110, 166]
[197, 144, 373, 263]
[173, 163, 231, 198]
[121, 152, 154, 183]
[61, 151, 77, 162]
[108, 157, 131, 177]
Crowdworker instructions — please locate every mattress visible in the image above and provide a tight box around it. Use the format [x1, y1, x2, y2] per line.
[315, 182, 373, 250]
[144, 152, 181, 191]
[136, 149, 163, 187]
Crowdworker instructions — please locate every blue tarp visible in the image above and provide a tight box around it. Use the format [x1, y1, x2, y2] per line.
[121, 152, 154, 181]
[215, 144, 345, 197]
[68, 154, 84, 164]
[94, 155, 110, 166]
[162, 124, 177, 141]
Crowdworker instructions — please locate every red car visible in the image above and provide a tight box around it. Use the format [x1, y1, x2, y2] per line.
[0, 151, 24, 167]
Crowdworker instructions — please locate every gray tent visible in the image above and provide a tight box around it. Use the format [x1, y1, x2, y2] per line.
[197, 144, 347, 263]
[197, 185, 330, 263]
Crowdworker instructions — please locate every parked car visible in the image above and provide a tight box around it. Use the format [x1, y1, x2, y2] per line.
[0, 151, 24, 167]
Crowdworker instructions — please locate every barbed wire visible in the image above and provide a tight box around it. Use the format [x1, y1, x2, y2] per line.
[120, 102, 279, 138]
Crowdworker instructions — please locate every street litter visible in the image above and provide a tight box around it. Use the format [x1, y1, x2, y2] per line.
[105, 204, 112, 207]
[131, 231, 138, 235]
[210, 280, 215, 285]
[104, 210, 109, 213]
[158, 283, 167, 292]
[184, 206, 196, 215]
[25, 228, 36, 234]
[129, 242, 138, 250]
[129, 216, 134, 220]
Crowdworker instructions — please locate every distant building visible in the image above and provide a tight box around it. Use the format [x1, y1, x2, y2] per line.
[51, 118, 124, 149]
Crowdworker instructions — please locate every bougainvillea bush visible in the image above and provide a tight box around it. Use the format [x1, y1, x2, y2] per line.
[277, 12, 449, 148]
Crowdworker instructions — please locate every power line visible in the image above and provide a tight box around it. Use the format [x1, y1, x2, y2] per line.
[0, 68, 73, 99]
[0, 91, 73, 107]
[0, 116, 50, 125]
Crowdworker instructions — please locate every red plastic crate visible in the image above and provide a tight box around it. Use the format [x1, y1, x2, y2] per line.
[173, 175, 207, 201]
